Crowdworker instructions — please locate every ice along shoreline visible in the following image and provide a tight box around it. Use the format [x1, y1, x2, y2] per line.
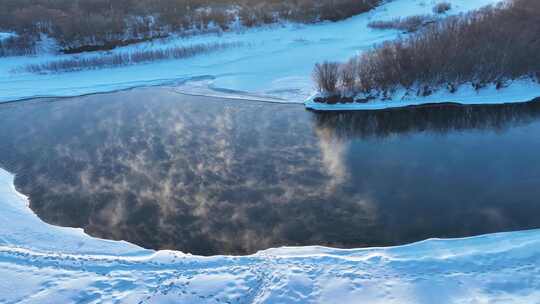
[305, 79, 540, 111]
[2, 164, 540, 303]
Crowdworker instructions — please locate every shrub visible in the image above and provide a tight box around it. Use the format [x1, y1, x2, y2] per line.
[313, 61, 340, 93]
[367, 15, 435, 32]
[20, 42, 243, 73]
[315, 0, 540, 100]
[433, 2, 452, 14]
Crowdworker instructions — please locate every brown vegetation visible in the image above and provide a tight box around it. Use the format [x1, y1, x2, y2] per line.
[367, 15, 436, 32]
[0, 0, 382, 56]
[314, 0, 540, 101]
[313, 61, 340, 93]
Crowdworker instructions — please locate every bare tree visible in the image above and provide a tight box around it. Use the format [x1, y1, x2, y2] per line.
[313, 61, 340, 93]
[314, 0, 540, 102]
[340, 58, 357, 92]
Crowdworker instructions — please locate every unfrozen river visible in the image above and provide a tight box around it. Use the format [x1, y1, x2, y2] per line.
[1, 87, 539, 255]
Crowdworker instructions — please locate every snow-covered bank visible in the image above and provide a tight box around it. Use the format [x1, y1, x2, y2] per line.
[0, 0, 500, 104]
[2, 167, 540, 303]
[306, 79, 540, 111]
[0, 169, 145, 256]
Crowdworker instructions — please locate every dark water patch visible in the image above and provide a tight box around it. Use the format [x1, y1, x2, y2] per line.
[0, 88, 539, 255]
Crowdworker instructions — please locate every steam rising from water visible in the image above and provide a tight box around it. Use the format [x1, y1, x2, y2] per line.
[1, 88, 540, 255]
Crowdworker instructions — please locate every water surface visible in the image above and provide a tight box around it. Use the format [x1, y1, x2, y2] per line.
[1, 88, 539, 255]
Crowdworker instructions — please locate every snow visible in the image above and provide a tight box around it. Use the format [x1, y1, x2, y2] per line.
[2, 0, 540, 301]
[2, 167, 540, 303]
[0, 169, 145, 256]
[306, 78, 540, 111]
[0, 0, 506, 104]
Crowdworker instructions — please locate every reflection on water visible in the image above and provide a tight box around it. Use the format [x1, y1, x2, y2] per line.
[314, 102, 540, 139]
[0, 89, 539, 255]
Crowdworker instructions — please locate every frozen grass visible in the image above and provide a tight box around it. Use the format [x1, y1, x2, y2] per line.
[367, 15, 436, 32]
[20, 42, 243, 74]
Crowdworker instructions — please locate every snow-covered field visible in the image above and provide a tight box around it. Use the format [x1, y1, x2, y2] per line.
[0, 0, 510, 105]
[2, 167, 540, 303]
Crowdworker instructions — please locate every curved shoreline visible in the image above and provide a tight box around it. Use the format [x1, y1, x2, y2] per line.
[3, 80, 540, 112]
[305, 79, 540, 111]
[2, 164, 540, 302]
[2, 163, 540, 257]
[305, 98, 540, 111]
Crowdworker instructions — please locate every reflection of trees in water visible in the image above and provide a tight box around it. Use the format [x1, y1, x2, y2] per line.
[0, 89, 377, 256]
[312, 100, 540, 139]
[1, 92, 540, 256]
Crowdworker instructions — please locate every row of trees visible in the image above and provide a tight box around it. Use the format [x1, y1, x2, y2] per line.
[0, 0, 381, 55]
[313, 0, 540, 101]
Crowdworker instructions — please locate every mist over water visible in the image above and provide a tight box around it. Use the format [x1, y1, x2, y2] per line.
[1, 88, 539, 255]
